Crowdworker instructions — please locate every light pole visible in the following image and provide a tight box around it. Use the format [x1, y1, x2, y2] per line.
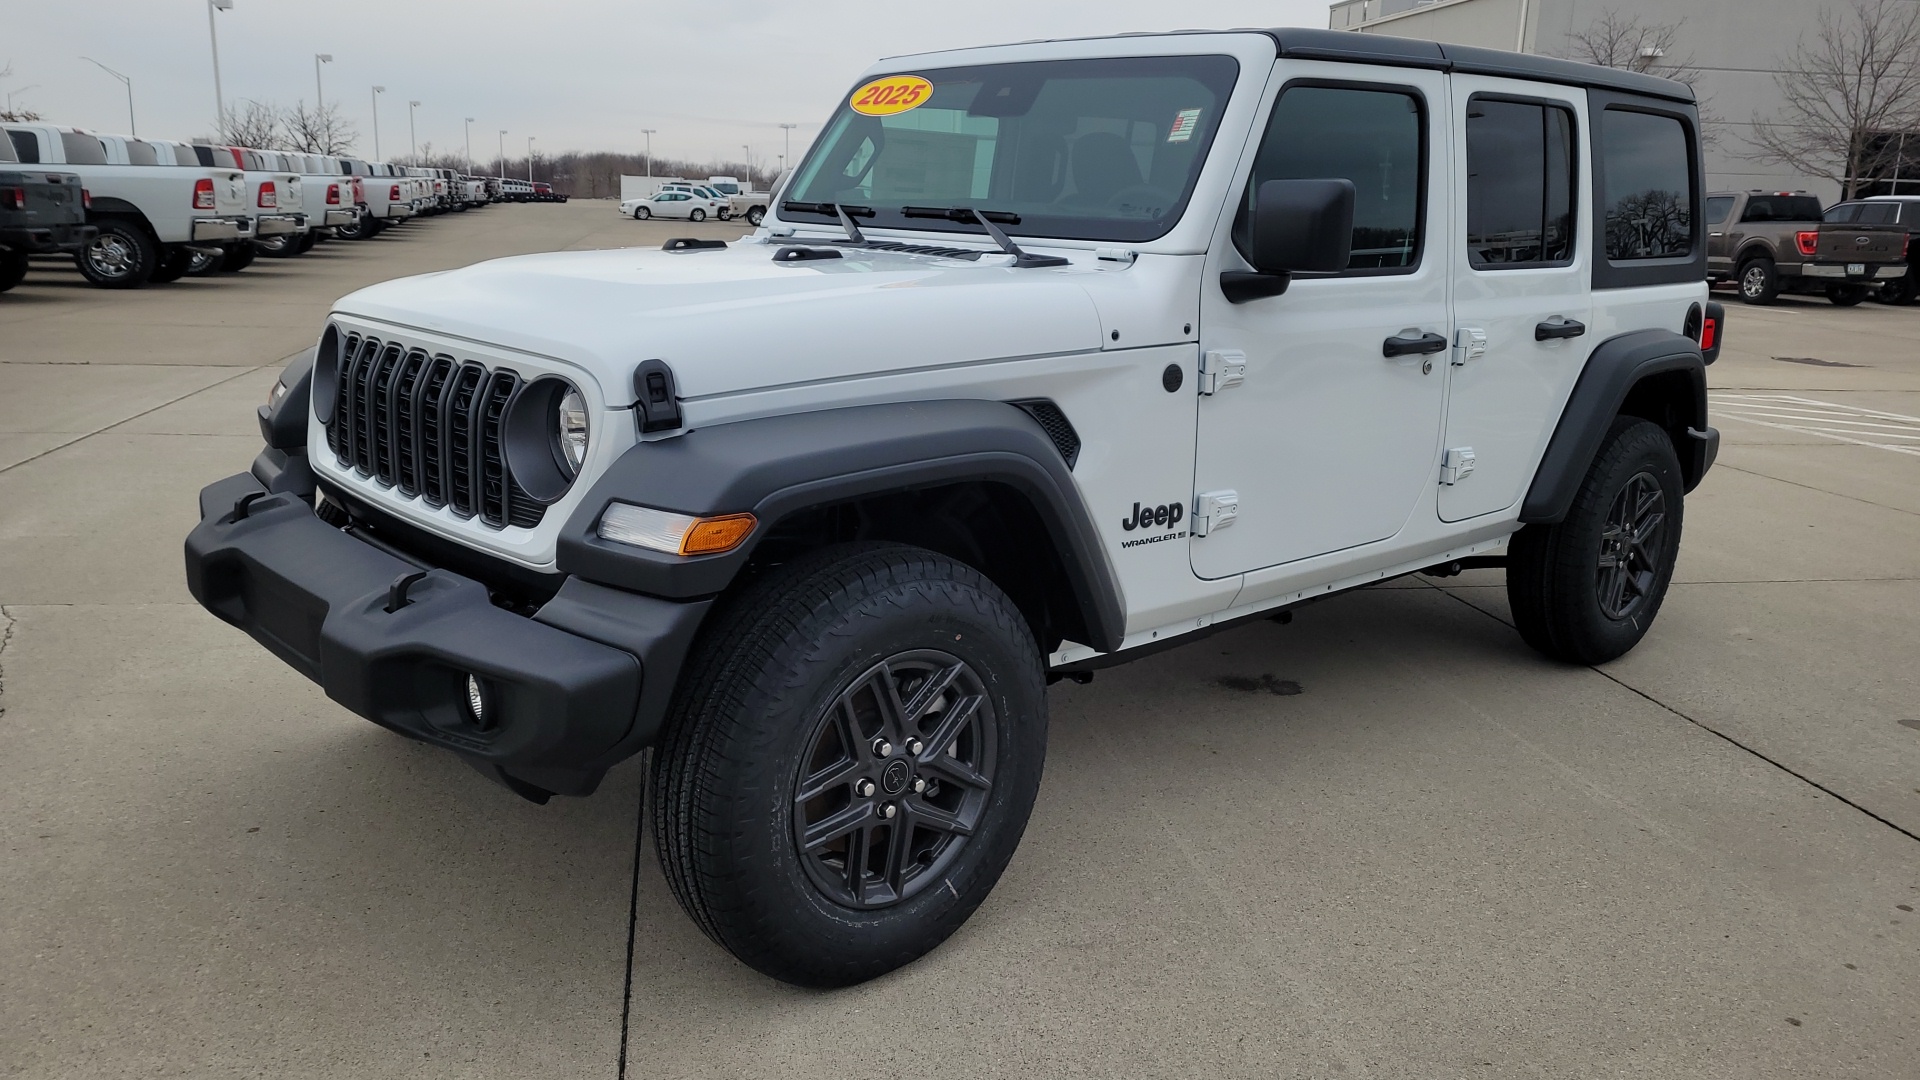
[370, 85, 384, 159]
[80, 58, 135, 137]
[207, 0, 233, 130]
[778, 123, 796, 174]
[497, 129, 506, 179]
[464, 117, 474, 174]
[314, 53, 331, 110]
[408, 100, 420, 162]
[742, 144, 751, 185]
[526, 136, 535, 182]
[640, 129, 656, 178]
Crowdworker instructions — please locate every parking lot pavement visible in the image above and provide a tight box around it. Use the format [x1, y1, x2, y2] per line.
[2, 205, 1916, 1078]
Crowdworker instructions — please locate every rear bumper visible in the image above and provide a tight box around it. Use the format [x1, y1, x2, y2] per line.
[191, 216, 254, 243]
[184, 470, 710, 798]
[322, 209, 357, 227]
[1800, 262, 1898, 280]
[0, 222, 98, 253]
[255, 214, 302, 236]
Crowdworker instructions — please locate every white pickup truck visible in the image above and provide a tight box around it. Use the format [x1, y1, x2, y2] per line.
[2, 123, 252, 288]
[705, 175, 773, 226]
[185, 144, 305, 272]
[256, 151, 357, 256]
[333, 158, 414, 240]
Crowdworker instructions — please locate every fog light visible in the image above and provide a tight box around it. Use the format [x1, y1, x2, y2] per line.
[466, 674, 489, 727]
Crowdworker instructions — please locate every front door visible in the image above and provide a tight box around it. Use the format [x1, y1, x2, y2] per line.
[1191, 65, 1452, 580]
[1440, 76, 1593, 522]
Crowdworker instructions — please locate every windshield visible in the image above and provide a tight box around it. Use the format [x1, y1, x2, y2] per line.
[785, 54, 1239, 243]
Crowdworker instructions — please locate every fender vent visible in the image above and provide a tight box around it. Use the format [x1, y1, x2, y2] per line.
[1011, 399, 1080, 469]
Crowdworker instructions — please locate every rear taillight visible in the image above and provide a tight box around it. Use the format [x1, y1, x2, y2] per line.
[81, 188, 92, 210]
[388, 184, 400, 201]
[1699, 315, 1717, 352]
[326, 183, 341, 205]
[193, 177, 216, 210]
[0, 187, 23, 210]
[257, 181, 277, 209]
[1795, 230, 1819, 257]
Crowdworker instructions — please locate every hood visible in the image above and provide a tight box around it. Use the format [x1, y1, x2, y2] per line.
[332, 241, 1106, 405]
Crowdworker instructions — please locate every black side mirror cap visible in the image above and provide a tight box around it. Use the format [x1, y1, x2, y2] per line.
[1249, 178, 1355, 275]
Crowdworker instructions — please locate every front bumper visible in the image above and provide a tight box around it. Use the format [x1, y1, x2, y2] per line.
[191, 216, 255, 243]
[0, 222, 98, 253]
[184, 470, 709, 798]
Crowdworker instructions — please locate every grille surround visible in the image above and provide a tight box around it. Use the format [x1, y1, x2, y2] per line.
[326, 331, 545, 529]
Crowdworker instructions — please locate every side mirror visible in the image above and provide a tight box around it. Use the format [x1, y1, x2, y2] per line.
[1223, 178, 1356, 304]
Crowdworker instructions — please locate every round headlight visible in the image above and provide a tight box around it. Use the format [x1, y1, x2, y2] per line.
[556, 387, 589, 474]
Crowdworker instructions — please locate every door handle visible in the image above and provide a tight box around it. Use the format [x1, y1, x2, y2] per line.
[1535, 318, 1587, 341]
[1383, 332, 1449, 358]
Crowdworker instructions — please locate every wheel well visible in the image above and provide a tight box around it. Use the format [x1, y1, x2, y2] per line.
[1618, 370, 1704, 487]
[1734, 244, 1774, 268]
[744, 481, 1088, 653]
[87, 201, 158, 242]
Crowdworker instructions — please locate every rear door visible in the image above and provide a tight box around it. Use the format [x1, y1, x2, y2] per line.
[1705, 194, 1736, 276]
[1440, 76, 1592, 522]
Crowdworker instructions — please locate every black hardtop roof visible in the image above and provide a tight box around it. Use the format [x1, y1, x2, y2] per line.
[907, 26, 1696, 106]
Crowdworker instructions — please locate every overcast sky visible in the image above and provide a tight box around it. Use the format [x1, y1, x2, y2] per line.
[5, 1, 1329, 170]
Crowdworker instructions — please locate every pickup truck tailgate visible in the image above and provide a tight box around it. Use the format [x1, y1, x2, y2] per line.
[2, 170, 86, 224]
[1819, 223, 1904, 263]
[214, 170, 248, 216]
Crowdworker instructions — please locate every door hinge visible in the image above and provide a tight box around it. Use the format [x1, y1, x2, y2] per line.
[1453, 327, 1487, 366]
[1193, 490, 1240, 536]
[1439, 447, 1476, 486]
[1198, 350, 1246, 395]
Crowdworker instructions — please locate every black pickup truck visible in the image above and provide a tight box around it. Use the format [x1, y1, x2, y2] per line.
[0, 129, 97, 293]
[1706, 190, 1907, 306]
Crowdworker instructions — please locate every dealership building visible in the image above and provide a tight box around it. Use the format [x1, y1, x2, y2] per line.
[1328, 0, 1920, 204]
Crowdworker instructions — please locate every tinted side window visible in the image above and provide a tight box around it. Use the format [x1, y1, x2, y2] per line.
[8, 130, 39, 163]
[1238, 84, 1425, 272]
[1856, 203, 1899, 224]
[1705, 196, 1735, 224]
[1742, 195, 1822, 222]
[124, 140, 159, 166]
[1823, 203, 1860, 223]
[1600, 109, 1693, 261]
[60, 132, 109, 165]
[1466, 97, 1576, 268]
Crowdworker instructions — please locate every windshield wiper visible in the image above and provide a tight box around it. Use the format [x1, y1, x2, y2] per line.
[779, 201, 873, 244]
[899, 206, 1068, 268]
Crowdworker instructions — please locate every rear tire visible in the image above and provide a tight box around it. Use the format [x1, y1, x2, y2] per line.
[75, 220, 158, 289]
[1737, 258, 1778, 305]
[652, 543, 1047, 987]
[0, 249, 27, 293]
[296, 230, 318, 254]
[220, 242, 257, 272]
[1827, 283, 1869, 306]
[745, 206, 765, 226]
[255, 232, 298, 258]
[148, 248, 192, 284]
[690, 208, 706, 222]
[1877, 269, 1917, 305]
[186, 248, 223, 276]
[1506, 417, 1685, 666]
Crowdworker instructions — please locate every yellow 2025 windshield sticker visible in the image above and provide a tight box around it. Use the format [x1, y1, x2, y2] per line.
[850, 76, 933, 116]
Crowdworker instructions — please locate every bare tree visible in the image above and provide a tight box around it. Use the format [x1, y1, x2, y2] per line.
[1562, 11, 1719, 143]
[1747, 0, 1920, 199]
[282, 100, 358, 156]
[216, 98, 284, 149]
[0, 60, 39, 122]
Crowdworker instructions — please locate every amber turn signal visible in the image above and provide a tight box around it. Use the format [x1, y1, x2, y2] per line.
[680, 514, 756, 556]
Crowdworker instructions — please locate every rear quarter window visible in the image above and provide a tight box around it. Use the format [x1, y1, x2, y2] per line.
[1599, 109, 1693, 261]
[60, 132, 110, 165]
[0, 131, 17, 163]
[1705, 195, 1734, 225]
[123, 140, 160, 166]
[7, 130, 40, 163]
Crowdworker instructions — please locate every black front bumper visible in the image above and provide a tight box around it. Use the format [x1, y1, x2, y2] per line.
[2, 222, 98, 254]
[184, 471, 709, 799]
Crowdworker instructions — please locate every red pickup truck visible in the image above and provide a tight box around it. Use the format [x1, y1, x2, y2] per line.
[1707, 190, 1908, 306]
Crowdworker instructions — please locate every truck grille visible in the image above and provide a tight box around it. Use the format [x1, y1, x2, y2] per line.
[325, 332, 544, 529]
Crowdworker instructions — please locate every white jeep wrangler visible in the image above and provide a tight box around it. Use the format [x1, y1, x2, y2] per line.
[187, 28, 1723, 987]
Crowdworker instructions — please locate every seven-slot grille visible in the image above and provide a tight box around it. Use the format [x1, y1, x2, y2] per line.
[326, 332, 544, 529]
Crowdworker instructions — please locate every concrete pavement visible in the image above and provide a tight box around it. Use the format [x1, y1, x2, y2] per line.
[2, 203, 1916, 1078]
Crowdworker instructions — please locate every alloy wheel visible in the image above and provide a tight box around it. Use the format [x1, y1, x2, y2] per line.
[792, 651, 997, 909]
[1596, 471, 1668, 621]
[1742, 266, 1766, 298]
[85, 234, 136, 279]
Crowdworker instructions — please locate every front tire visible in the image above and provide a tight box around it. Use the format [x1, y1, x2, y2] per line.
[633, 206, 650, 220]
[1737, 258, 1778, 305]
[1506, 418, 1684, 666]
[745, 206, 765, 226]
[652, 543, 1047, 988]
[75, 220, 157, 289]
[1877, 269, 1917, 305]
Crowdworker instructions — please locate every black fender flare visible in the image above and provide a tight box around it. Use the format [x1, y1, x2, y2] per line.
[1520, 329, 1712, 525]
[556, 399, 1127, 653]
[85, 199, 157, 240]
[1732, 240, 1778, 269]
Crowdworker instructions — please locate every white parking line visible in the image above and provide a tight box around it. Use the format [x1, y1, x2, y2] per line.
[1714, 394, 1920, 458]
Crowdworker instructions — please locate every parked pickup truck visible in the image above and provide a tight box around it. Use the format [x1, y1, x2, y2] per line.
[258, 151, 358, 256]
[333, 158, 413, 240]
[0, 125, 97, 293]
[1706, 190, 1907, 306]
[1824, 196, 1920, 306]
[2, 124, 253, 288]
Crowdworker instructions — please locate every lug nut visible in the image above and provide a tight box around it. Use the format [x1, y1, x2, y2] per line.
[879, 803, 897, 820]
[906, 738, 924, 755]
[872, 738, 893, 758]
[912, 778, 926, 794]
[854, 779, 876, 798]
